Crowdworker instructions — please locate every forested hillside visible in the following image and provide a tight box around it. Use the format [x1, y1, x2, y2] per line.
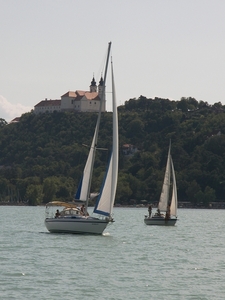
[0, 96, 225, 206]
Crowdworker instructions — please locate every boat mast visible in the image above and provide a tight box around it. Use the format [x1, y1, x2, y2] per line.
[109, 58, 118, 215]
[84, 42, 112, 215]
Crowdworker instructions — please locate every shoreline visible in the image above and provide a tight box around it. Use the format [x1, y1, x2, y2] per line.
[0, 202, 225, 209]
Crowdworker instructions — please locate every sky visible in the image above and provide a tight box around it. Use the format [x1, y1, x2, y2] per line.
[1, 0, 225, 122]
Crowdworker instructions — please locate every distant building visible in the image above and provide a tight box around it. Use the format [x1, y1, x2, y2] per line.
[207, 130, 222, 139]
[10, 117, 21, 123]
[34, 99, 61, 114]
[122, 144, 138, 155]
[34, 76, 106, 114]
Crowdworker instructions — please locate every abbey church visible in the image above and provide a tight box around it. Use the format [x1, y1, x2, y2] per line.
[34, 76, 106, 114]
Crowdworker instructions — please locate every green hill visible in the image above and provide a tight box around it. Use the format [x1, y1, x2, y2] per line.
[0, 96, 225, 206]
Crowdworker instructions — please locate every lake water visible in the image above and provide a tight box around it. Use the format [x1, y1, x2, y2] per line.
[0, 206, 225, 300]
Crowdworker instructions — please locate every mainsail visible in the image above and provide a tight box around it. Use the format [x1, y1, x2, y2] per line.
[94, 60, 118, 217]
[158, 144, 171, 212]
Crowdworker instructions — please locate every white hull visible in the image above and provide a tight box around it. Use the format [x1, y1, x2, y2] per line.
[144, 216, 177, 226]
[45, 217, 109, 234]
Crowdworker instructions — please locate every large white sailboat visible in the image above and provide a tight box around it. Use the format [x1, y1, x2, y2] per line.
[45, 42, 119, 234]
[144, 142, 178, 226]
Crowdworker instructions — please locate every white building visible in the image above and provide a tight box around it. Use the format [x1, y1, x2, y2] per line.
[34, 99, 61, 114]
[34, 77, 106, 114]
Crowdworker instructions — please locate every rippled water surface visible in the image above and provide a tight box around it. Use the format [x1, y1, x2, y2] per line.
[0, 206, 225, 299]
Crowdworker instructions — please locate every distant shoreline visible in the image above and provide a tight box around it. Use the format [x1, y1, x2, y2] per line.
[0, 202, 225, 209]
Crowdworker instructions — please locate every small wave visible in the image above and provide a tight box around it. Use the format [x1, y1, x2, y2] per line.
[103, 232, 111, 236]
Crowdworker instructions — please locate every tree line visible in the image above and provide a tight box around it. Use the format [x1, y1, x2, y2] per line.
[0, 96, 225, 207]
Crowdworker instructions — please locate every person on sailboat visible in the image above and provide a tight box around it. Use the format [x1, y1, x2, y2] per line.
[80, 204, 85, 215]
[156, 208, 161, 216]
[55, 209, 60, 218]
[148, 204, 152, 217]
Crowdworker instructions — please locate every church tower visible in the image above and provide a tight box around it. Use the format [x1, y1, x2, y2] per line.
[98, 76, 104, 99]
[98, 76, 106, 111]
[90, 76, 97, 92]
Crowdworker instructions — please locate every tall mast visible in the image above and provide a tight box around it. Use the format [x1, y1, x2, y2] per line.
[84, 42, 112, 214]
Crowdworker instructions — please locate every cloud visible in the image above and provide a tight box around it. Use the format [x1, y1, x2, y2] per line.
[0, 95, 32, 122]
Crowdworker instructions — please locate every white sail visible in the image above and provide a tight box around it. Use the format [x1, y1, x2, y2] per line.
[74, 128, 97, 202]
[158, 144, 171, 212]
[170, 156, 177, 217]
[94, 60, 118, 217]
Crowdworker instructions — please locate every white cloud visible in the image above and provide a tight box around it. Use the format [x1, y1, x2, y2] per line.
[0, 95, 32, 122]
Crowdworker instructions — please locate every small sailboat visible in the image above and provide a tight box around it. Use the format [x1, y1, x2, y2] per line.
[45, 42, 119, 234]
[144, 142, 178, 226]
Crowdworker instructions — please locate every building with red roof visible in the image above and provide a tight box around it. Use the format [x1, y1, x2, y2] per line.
[34, 76, 106, 114]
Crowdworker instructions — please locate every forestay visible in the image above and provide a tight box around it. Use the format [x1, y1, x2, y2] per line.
[170, 157, 177, 217]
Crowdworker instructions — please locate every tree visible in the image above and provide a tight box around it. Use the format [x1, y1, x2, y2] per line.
[43, 178, 56, 203]
[186, 181, 201, 206]
[203, 186, 216, 207]
[116, 174, 133, 204]
[0, 118, 7, 127]
[25, 184, 43, 205]
[177, 98, 188, 112]
[0, 177, 10, 202]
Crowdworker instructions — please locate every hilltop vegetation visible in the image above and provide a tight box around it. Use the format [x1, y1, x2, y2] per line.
[0, 96, 225, 206]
